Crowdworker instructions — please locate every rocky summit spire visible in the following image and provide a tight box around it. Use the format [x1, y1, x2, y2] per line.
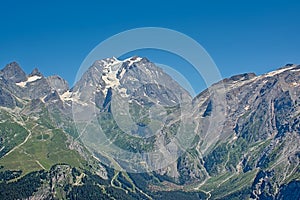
[0, 62, 27, 82]
[29, 68, 43, 77]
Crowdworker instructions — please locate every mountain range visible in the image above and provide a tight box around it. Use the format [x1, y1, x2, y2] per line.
[0, 57, 299, 200]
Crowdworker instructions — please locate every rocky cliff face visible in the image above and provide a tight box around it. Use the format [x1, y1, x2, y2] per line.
[176, 64, 300, 199]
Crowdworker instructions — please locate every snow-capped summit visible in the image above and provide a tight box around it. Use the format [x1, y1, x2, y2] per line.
[123, 56, 143, 66]
[69, 56, 191, 111]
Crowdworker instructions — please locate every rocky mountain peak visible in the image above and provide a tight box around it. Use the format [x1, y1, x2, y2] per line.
[72, 56, 191, 110]
[29, 68, 43, 77]
[46, 75, 69, 95]
[0, 62, 27, 82]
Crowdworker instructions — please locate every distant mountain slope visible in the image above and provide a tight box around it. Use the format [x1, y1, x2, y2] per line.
[0, 58, 299, 199]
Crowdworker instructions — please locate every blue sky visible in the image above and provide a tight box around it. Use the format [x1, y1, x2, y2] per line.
[1, 0, 299, 94]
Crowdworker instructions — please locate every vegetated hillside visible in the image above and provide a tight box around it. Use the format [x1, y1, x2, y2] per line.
[0, 59, 299, 199]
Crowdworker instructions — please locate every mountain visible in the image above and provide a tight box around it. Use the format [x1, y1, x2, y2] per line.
[0, 58, 299, 199]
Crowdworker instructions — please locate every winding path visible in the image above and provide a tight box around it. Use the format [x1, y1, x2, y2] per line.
[3, 124, 37, 158]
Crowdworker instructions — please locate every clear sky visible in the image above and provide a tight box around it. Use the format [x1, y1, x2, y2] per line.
[1, 0, 299, 94]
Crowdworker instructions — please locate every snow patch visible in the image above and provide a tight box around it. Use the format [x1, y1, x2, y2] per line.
[60, 91, 73, 101]
[290, 68, 300, 72]
[124, 56, 143, 66]
[264, 66, 295, 77]
[101, 61, 128, 97]
[96, 57, 143, 95]
[118, 68, 126, 79]
[61, 91, 89, 106]
[102, 63, 122, 90]
[41, 95, 47, 103]
[244, 105, 250, 111]
[95, 57, 121, 67]
[16, 75, 42, 87]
